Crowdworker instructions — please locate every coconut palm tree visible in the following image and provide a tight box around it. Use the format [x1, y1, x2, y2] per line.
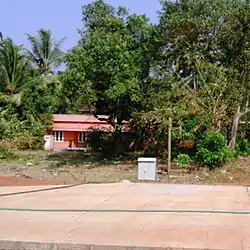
[0, 38, 28, 91]
[25, 29, 65, 75]
[0, 38, 28, 105]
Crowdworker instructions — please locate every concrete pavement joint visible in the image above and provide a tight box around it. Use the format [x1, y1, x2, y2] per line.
[205, 228, 209, 249]
[67, 212, 88, 241]
[95, 182, 135, 205]
[66, 183, 135, 239]
[0, 183, 86, 197]
[246, 187, 250, 201]
[1, 208, 250, 214]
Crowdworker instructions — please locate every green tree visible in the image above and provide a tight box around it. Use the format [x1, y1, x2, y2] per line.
[63, 0, 156, 131]
[157, 0, 238, 80]
[183, 61, 237, 131]
[154, 0, 247, 149]
[127, 0, 246, 157]
[25, 29, 65, 75]
[0, 38, 47, 147]
[217, 3, 250, 148]
[0, 38, 28, 105]
[21, 73, 63, 117]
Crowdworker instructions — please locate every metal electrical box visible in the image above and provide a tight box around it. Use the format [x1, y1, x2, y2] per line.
[138, 157, 157, 181]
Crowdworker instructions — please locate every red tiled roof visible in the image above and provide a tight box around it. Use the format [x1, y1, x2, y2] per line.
[52, 114, 130, 132]
[53, 114, 108, 123]
[53, 122, 113, 132]
[52, 114, 113, 132]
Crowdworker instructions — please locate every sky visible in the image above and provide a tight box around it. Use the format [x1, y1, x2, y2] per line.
[0, 0, 161, 52]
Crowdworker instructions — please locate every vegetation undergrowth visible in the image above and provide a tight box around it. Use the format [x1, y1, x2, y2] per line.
[174, 154, 192, 169]
[195, 131, 234, 170]
[0, 148, 17, 160]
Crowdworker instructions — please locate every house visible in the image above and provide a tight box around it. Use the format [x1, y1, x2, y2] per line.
[44, 114, 113, 151]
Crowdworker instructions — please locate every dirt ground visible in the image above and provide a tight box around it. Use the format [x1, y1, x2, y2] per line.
[0, 150, 250, 186]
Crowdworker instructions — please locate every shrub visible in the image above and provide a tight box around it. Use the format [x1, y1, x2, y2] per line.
[235, 140, 250, 156]
[12, 135, 43, 150]
[0, 148, 16, 160]
[195, 131, 233, 169]
[0, 112, 47, 150]
[175, 154, 192, 168]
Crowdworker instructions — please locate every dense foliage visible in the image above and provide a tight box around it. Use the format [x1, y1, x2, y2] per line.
[1, 0, 250, 168]
[196, 131, 233, 169]
[0, 29, 63, 149]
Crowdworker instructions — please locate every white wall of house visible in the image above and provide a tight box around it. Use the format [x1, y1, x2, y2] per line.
[44, 135, 53, 150]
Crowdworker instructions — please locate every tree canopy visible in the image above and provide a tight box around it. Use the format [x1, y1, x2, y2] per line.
[63, 0, 156, 130]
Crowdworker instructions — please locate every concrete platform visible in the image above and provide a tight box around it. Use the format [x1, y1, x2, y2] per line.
[0, 183, 249, 249]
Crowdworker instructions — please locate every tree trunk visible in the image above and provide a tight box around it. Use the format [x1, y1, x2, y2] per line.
[114, 130, 125, 155]
[229, 106, 241, 149]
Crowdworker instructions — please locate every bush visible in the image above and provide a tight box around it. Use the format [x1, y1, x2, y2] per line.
[235, 140, 250, 156]
[0, 136, 43, 150]
[13, 135, 43, 150]
[195, 131, 233, 169]
[0, 148, 16, 160]
[174, 154, 192, 168]
[0, 112, 47, 150]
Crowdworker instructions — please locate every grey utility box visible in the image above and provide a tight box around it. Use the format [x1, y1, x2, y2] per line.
[138, 157, 157, 181]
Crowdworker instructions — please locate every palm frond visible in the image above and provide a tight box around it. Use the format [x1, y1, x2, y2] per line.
[38, 29, 52, 61]
[25, 29, 65, 74]
[50, 37, 66, 68]
[0, 65, 11, 87]
[0, 38, 28, 91]
[23, 48, 38, 64]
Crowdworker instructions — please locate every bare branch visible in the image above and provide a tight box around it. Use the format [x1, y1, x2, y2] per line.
[176, 73, 210, 110]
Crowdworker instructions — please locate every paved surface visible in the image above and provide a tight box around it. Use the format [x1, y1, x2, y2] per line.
[0, 183, 249, 250]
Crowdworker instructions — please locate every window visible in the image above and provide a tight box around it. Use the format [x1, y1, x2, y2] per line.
[78, 132, 85, 143]
[52, 131, 64, 142]
[78, 132, 91, 142]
